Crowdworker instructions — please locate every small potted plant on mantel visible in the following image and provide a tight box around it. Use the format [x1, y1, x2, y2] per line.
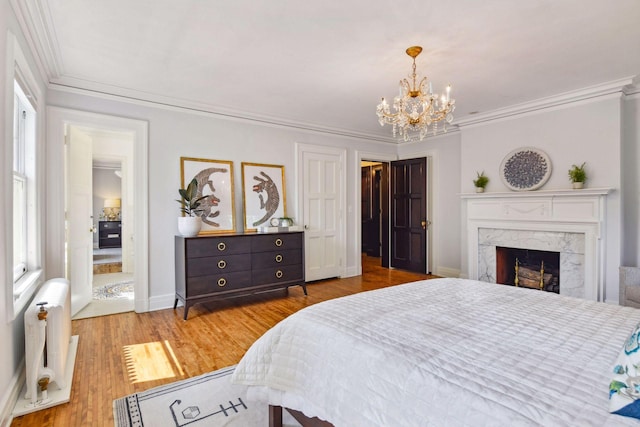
[176, 178, 208, 237]
[568, 162, 587, 189]
[473, 171, 489, 193]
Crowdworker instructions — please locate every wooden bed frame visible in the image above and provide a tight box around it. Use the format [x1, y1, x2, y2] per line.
[269, 405, 334, 427]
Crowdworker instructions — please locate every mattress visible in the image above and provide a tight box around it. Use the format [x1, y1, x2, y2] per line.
[232, 278, 640, 426]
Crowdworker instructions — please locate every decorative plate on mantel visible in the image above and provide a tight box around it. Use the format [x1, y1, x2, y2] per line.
[499, 147, 552, 191]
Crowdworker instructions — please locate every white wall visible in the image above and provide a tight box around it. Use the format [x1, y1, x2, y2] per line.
[459, 94, 624, 303]
[622, 93, 640, 267]
[46, 88, 400, 309]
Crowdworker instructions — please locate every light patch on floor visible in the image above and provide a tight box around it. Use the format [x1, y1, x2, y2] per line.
[123, 340, 184, 383]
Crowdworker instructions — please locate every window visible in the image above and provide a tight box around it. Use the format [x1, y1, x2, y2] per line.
[12, 80, 38, 294]
[6, 31, 43, 320]
[13, 85, 31, 283]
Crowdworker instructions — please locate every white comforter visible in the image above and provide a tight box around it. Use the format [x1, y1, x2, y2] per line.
[232, 278, 640, 426]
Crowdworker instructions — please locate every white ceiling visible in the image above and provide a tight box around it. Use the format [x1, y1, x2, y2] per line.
[18, 0, 640, 142]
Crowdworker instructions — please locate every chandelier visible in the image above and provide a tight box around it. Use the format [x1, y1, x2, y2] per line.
[376, 46, 455, 141]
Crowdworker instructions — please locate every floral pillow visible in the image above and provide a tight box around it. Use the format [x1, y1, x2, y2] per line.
[610, 322, 640, 419]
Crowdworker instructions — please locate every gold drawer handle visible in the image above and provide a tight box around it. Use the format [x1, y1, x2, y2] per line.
[275, 238, 283, 247]
[217, 242, 226, 251]
[217, 278, 227, 287]
[275, 270, 283, 279]
[275, 254, 283, 263]
[218, 260, 226, 269]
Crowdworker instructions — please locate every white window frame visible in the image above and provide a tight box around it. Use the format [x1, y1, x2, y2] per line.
[13, 89, 29, 283]
[5, 32, 44, 321]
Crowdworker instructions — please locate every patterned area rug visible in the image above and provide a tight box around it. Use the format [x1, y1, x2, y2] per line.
[93, 281, 134, 300]
[113, 366, 301, 427]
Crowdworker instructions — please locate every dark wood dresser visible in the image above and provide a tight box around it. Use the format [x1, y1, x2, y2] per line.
[174, 231, 306, 319]
[98, 221, 121, 248]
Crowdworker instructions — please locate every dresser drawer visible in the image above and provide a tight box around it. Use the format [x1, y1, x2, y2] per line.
[186, 271, 252, 296]
[251, 233, 302, 253]
[100, 221, 121, 230]
[251, 249, 302, 269]
[186, 254, 251, 277]
[252, 264, 303, 284]
[186, 236, 251, 258]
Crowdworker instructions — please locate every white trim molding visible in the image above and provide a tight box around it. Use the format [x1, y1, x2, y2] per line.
[456, 78, 635, 128]
[4, 31, 46, 322]
[46, 107, 150, 313]
[9, 0, 64, 81]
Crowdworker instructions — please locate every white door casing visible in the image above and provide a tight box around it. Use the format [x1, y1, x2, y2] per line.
[67, 127, 94, 315]
[297, 144, 346, 281]
[46, 107, 149, 313]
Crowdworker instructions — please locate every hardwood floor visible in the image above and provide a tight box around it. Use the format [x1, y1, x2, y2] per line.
[11, 255, 437, 426]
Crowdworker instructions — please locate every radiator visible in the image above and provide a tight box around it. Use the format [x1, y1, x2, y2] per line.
[23, 278, 72, 404]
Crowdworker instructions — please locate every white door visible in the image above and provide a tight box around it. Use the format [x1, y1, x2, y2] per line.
[300, 146, 345, 281]
[67, 126, 94, 315]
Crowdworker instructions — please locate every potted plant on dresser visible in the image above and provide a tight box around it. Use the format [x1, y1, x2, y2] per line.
[177, 178, 207, 237]
[568, 162, 587, 189]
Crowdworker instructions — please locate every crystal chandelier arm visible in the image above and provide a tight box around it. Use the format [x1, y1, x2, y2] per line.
[418, 77, 428, 95]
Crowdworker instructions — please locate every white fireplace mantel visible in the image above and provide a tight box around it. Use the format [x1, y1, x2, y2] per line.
[463, 188, 612, 301]
[461, 188, 612, 199]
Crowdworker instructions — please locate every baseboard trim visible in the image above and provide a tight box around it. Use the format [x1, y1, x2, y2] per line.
[435, 266, 461, 278]
[148, 294, 177, 312]
[342, 266, 360, 278]
[0, 361, 25, 427]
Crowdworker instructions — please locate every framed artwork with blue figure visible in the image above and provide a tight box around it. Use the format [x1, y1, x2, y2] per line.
[241, 162, 286, 231]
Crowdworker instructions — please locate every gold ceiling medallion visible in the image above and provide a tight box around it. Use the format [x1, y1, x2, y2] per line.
[376, 45, 455, 142]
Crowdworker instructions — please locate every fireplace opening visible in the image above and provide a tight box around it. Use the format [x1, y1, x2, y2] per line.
[496, 246, 560, 293]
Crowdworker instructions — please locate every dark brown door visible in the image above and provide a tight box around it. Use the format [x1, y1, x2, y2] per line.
[380, 162, 390, 268]
[362, 165, 382, 257]
[390, 158, 427, 273]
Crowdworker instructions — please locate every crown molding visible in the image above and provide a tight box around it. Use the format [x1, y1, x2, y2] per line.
[456, 77, 636, 128]
[48, 81, 400, 144]
[49, 76, 457, 145]
[9, 0, 64, 82]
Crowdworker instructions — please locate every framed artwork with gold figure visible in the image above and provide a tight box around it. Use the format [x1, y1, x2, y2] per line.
[241, 162, 286, 231]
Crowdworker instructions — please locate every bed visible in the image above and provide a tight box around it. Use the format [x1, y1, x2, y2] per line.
[231, 278, 640, 426]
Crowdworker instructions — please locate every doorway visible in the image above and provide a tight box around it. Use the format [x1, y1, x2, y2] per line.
[360, 156, 430, 275]
[70, 127, 135, 319]
[46, 107, 149, 317]
[361, 161, 390, 267]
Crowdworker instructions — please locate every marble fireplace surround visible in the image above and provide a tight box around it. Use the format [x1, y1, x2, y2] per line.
[462, 188, 611, 301]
